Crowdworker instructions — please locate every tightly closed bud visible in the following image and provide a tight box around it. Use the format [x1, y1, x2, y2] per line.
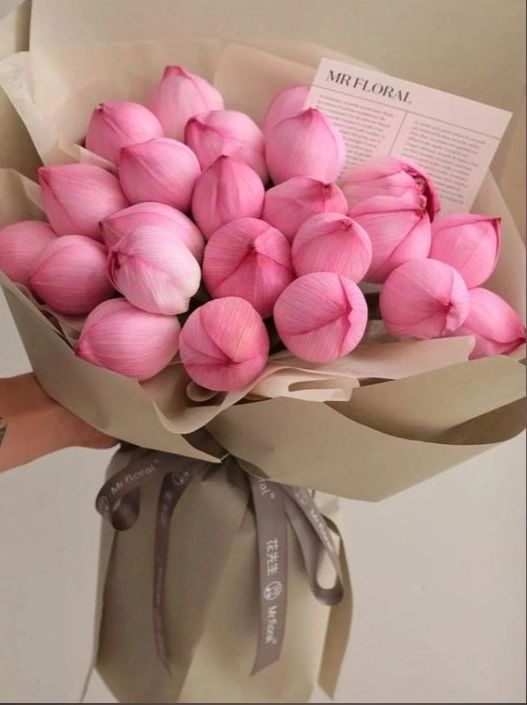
[429, 214, 501, 288]
[119, 138, 200, 211]
[262, 84, 309, 134]
[379, 259, 470, 339]
[28, 235, 113, 315]
[203, 217, 294, 317]
[148, 65, 224, 140]
[179, 297, 269, 391]
[262, 177, 347, 242]
[0, 220, 56, 285]
[38, 164, 128, 240]
[452, 288, 526, 359]
[185, 109, 267, 181]
[77, 298, 180, 380]
[100, 202, 204, 260]
[108, 226, 201, 315]
[340, 156, 440, 219]
[191, 155, 265, 238]
[292, 213, 372, 282]
[265, 108, 345, 184]
[350, 193, 431, 283]
[274, 272, 368, 363]
[85, 101, 163, 164]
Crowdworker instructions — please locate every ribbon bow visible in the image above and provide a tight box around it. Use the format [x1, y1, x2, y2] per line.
[95, 446, 344, 675]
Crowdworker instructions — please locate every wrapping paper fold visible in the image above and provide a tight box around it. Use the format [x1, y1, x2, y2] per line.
[0, 38, 525, 704]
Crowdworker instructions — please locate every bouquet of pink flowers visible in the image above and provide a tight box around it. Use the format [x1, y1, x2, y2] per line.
[1, 71, 524, 392]
[0, 40, 525, 703]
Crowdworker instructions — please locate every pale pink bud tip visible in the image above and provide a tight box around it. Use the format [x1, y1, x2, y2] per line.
[203, 217, 294, 317]
[119, 138, 200, 211]
[350, 193, 431, 283]
[108, 226, 201, 315]
[28, 235, 114, 315]
[262, 85, 309, 134]
[185, 109, 267, 181]
[274, 272, 368, 363]
[265, 107, 345, 184]
[38, 164, 128, 240]
[263, 176, 348, 242]
[340, 156, 440, 219]
[191, 156, 265, 238]
[429, 214, 501, 288]
[148, 65, 224, 140]
[453, 288, 526, 359]
[85, 101, 164, 164]
[77, 298, 180, 380]
[379, 259, 470, 339]
[100, 202, 204, 260]
[179, 297, 269, 391]
[0, 220, 56, 285]
[292, 213, 372, 282]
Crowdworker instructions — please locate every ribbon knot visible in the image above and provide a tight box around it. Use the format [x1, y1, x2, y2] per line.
[95, 447, 344, 675]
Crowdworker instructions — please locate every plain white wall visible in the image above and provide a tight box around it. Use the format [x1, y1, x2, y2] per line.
[0, 1, 525, 702]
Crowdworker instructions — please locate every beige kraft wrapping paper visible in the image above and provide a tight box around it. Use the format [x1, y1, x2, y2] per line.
[0, 39, 525, 704]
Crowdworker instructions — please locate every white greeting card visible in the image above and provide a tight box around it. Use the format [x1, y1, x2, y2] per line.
[306, 58, 512, 213]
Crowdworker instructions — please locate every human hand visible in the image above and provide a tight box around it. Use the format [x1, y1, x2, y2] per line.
[0, 373, 116, 473]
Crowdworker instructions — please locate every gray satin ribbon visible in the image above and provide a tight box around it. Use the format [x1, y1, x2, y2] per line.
[248, 475, 288, 673]
[95, 447, 344, 676]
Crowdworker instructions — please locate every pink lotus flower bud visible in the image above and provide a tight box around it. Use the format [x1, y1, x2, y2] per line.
[191, 155, 264, 238]
[292, 213, 372, 282]
[119, 138, 200, 211]
[38, 164, 128, 240]
[179, 297, 269, 391]
[340, 156, 440, 219]
[273, 272, 368, 363]
[429, 214, 501, 288]
[265, 108, 345, 184]
[108, 226, 201, 315]
[185, 109, 267, 181]
[100, 202, 204, 260]
[262, 85, 309, 134]
[85, 101, 164, 164]
[379, 259, 470, 339]
[349, 193, 431, 283]
[77, 298, 180, 380]
[203, 217, 293, 317]
[262, 177, 348, 242]
[28, 235, 114, 315]
[0, 220, 56, 285]
[148, 65, 224, 140]
[452, 288, 526, 359]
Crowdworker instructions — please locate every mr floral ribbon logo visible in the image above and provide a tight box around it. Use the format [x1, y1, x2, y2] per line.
[263, 580, 283, 601]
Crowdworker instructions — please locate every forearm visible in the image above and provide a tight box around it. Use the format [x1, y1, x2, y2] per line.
[0, 374, 115, 473]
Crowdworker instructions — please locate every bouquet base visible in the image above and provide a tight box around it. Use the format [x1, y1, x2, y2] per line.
[94, 449, 350, 704]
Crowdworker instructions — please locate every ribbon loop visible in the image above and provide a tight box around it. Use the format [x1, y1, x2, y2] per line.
[96, 448, 176, 529]
[284, 496, 343, 606]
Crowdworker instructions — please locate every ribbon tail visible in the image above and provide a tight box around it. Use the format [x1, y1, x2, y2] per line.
[318, 517, 353, 699]
[152, 462, 199, 675]
[248, 474, 288, 675]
